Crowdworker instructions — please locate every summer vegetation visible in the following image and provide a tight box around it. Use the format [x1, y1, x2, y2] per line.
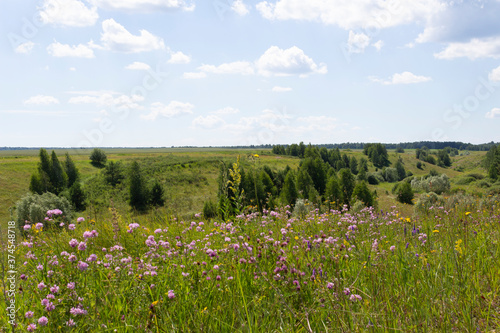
[2, 142, 500, 331]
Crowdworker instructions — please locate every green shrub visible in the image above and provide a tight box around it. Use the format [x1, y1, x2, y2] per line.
[467, 173, 485, 180]
[477, 180, 491, 188]
[415, 192, 444, 212]
[367, 174, 379, 185]
[396, 182, 414, 205]
[384, 168, 399, 183]
[202, 200, 218, 219]
[411, 174, 450, 194]
[455, 177, 476, 185]
[292, 198, 309, 218]
[16, 192, 73, 232]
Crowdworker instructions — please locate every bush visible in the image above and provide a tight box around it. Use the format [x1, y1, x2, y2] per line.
[90, 148, 107, 167]
[384, 168, 399, 183]
[69, 182, 87, 211]
[293, 198, 309, 218]
[411, 174, 450, 194]
[477, 180, 491, 188]
[203, 200, 218, 219]
[415, 192, 443, 212]
[16, 192, 73, 233]
[454, 177, 476, 185]
[467, 173, 485, 180]
[416, 161, 423, 169]
[367, 174, 379, 185]
[396, 182, 414, 205]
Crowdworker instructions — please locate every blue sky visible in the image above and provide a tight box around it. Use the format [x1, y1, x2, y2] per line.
[1, 0, 500, 147]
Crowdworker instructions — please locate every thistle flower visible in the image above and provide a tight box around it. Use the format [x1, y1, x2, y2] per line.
[38, 316, 48, 326]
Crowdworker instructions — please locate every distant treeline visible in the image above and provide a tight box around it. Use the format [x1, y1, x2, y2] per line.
[2, 141, 499, 151]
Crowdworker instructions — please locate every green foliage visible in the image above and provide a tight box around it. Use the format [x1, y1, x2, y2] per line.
[129, 161, 148, 211]
[395, 146, 405, 153]
[350, 156, 358, 175]
[353, 181, 374, 207]
[281, 171, 298, 206]
[395, 160, 406, 181]
[69, 181, 87, 211]
[367, 173, 379, 185]
[339, 168, 355, 207]
[396, 182, 414, 205]
[202, 200, 218, 219]
[325, 176, 343, 209]
[292, 198, 308, 218]
[64, 153, 79, 187]
[296, 167, 314, 199]
[90, 148, 107, 167]
[104, 161, 125, 187]
[437, 149, 452, 167]
[411, 174, 451, 195]
[50, 151, 68, 194]
[363, 143, 390, 168]
[150, 179, 165, 207]
[384, 167, 399, 183]
[489, 162, 498, 180]
[416, 161, 423, 169]
[29, 173, 44, 194]
[15, 192, 73, 232]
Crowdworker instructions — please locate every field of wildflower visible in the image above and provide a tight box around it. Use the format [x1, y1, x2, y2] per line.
[2, 200, 500, 332]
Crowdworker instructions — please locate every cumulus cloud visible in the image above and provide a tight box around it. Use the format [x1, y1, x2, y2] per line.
[68, 92, 144, 109]
[182, 72, 207, 79]
[485, 108, 500, 119]
[347, 31, 370, 54]
[89, 0, 194, 12]
[100, 19, 165, 53]
[168, 51, 191, 64]
[370, 71, 432, 85]
[141, 101, 194, 120]
[272, 86, 292, 92]
[47, 41, 95, 58]
[125, 62, 151, 70]
[24, 95, 60, 105]
[197, 46, 325, 78]
[198, 61, 255, 75]
[231, 0, 249, 16]
[490, 66, 500, 82]
[256, 46, 327, 76]
[39, 0, 98, 27]
[372, 40, 384, 51]
[434, 36, 500, 60]
[256, 0, 444, 30]
[15, 41, 35, 54]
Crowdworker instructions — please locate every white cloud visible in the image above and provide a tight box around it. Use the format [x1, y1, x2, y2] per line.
[347, 31, 370, 54]
[485, 108, 500, 119]
[68, 92, 144, 109]
[70, 67, 76, 71]
[199, 61, 255, 75]
[295, 116, 339, 132]
[197, 46, 325, 78]
[47, 41, 95, 58]
[100, 19, 165, 53]
[89, 0, 194, 12]
[168, 51, 191, 64]
[256, 46, 327, 77]
[192, 115, 225, 129]
[39, 0, 98, 27]
[373, 40, 384, 51]
[489, 66, 500, 82]
[15, 41, 35, 54]
[434, 37, 500, 60]
[370, 71, 432, 85]
[272, 86, 292, 92]
[212, 107, 239, 115]
[125, 61, 151, 70]
[232, 0, 249, 16]
[24, 95, 60, 105]
[141, 101, 194, 120]
[256, 0, 444, 30]
[182, 72, 207, 79]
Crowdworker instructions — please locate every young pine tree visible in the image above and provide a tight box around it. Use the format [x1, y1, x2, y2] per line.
[129, 161, 148, 211]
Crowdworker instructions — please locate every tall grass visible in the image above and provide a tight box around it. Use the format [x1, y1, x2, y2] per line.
[2, 198, 499, 332]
